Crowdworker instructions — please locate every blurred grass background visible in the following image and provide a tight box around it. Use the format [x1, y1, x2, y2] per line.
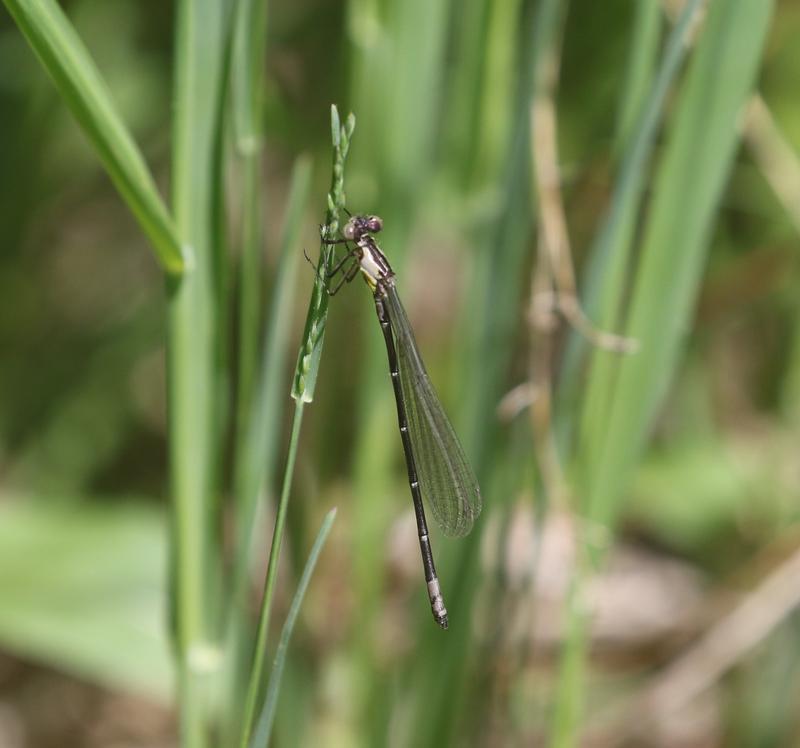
[1, 0, 799, 746]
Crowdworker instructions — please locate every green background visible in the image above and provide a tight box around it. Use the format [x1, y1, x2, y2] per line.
[0, 0, 799, 746]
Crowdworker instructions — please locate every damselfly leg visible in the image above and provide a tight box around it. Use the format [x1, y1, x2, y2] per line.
[327, 257, 360, 296]
[320, 228, 362, 296]
[303, 228, 359, 289]
[325, 246, 357, 277]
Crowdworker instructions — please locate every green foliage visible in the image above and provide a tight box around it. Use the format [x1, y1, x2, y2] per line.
[580, 0, 775, 532]
[249, 508, 337, 748]
[1, 0, 796, 746]
[0, 499, 171, 698]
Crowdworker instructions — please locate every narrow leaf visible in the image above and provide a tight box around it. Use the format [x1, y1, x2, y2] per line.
[585, 0, 775, 530]
[558, 0, 705, 448]
[249, 508, 338, 748]
[2, 0, 187, 274]
[233, 154, 313, 596]
[571, 0, 706, 494]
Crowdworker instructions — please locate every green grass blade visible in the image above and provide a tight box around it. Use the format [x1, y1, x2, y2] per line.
[558, 0, 704, 449]
[614, 0, 662, 154]
[348, 0, 448, 203]
[441, 0, 522, 190]
[2, 0, 186, 275]
[232, 0, 269, 152]
[232, 154, 312, 606]
[552, 2, 773, 745]
[584, 0, 775, 533]
[238, 401, 305, 748]
[248, 508, 338, 748]
[232, 0, 271, 455]
[206, 13, 241, 601]
[291, 106, 355, 403]
[169, 0, 232, 745]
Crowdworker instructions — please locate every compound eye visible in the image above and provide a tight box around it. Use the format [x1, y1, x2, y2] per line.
[367, 216, 383, 233]
[342, 221, 356, 240]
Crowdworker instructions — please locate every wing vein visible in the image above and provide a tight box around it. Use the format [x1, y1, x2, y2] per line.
[385, 286, 482, 537]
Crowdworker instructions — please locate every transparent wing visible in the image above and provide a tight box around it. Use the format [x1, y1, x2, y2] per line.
[385, 287, 482, 537]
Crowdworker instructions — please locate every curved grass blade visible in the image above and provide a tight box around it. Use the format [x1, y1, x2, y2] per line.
[2, 0, 187, 275]
[384, 287, 481, 537]
[248, 508, 337, 748]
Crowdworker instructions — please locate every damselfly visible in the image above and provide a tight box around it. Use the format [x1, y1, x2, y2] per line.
[322, 214, 482, 628]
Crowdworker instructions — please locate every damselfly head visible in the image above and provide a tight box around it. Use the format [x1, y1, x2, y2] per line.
[343, 214, 384, 241]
